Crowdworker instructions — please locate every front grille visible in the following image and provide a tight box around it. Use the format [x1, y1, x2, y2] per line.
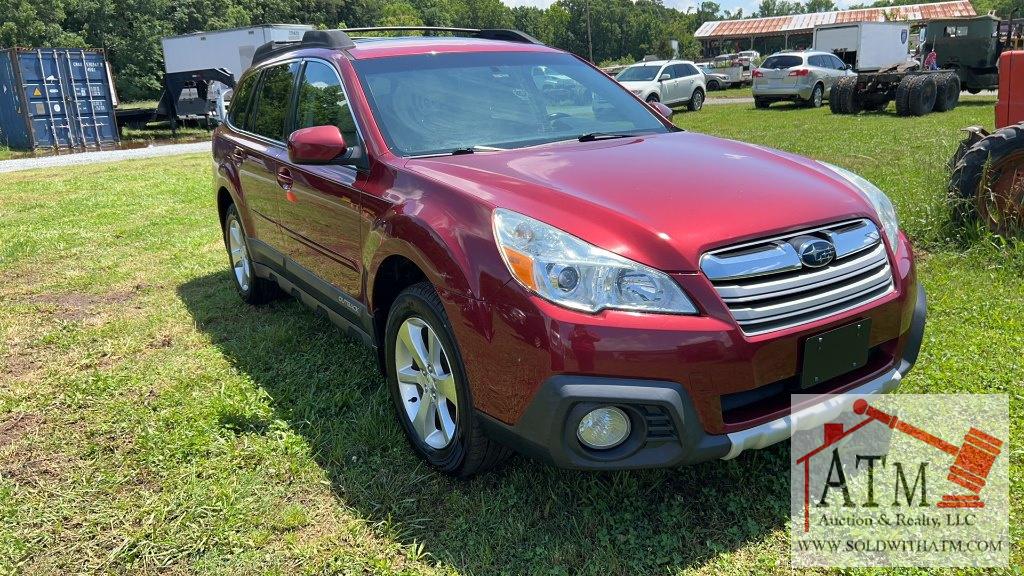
[700, 219, 894, 335]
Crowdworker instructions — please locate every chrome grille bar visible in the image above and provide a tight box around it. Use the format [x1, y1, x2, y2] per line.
[701, 219, 895, 335]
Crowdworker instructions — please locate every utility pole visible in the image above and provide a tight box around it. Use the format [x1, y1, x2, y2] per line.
[586, 0, 594, 62]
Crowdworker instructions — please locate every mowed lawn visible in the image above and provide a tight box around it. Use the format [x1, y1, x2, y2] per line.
[1, 98, 1021, 575]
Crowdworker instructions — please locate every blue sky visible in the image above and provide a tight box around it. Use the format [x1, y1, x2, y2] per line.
[499, 0, 861, 16]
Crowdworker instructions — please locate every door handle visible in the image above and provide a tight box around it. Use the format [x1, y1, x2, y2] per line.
[276, 167, 294, 192]
[230, 147, 246, 163]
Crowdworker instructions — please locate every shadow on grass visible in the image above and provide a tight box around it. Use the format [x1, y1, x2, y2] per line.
[178, 271, 790, 575]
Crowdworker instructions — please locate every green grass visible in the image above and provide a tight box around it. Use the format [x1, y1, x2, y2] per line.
[707, 85, 752, 99]
[118, 100, 159, 111]
[120, 121, 212, 143]
[0, 146, 10, 161]
[0, 98, 1020, 574]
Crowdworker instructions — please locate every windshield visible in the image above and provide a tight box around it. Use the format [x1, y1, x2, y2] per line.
[616, 65, 661, 82]
[761, 55, 803, 69]
[354, 52, 670, 157]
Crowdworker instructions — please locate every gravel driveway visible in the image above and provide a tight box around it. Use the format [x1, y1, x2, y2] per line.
[0, 141, 211, 174]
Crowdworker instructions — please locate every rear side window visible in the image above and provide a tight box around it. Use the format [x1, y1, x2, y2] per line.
[295, 60, 361, 148]
[229, 73, 258, 129]
[761, 55, 803, 69]
[681, 63, 700, 76]
[808, 55, 825, 67]
[251, 62, 300, 141]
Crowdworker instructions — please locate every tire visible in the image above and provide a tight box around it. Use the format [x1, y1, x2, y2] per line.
[688, 88, 704, 111]
[967, 87, 982, 95]
[830, 76, 858, 114]
[933, 72, 960, 112]
[754, 97, 771, 109]
[895, 75, 915, 116]
[384, 282, 510, 477]
[805, 83, 824, 108]
[223, 203, 279, 305]
[646, 94, 659, 103]
[949, 124, 1024, 235]
[908, 75, 937, 116]
[708, 80, 721, 91]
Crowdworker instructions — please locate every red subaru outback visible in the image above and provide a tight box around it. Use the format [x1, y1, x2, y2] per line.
[213, 28, 925, 476]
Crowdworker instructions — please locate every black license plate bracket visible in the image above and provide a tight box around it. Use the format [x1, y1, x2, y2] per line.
[800, 319, 871, 389]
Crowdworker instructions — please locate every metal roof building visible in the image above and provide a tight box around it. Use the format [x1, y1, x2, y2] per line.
[695, 0, 977, 55]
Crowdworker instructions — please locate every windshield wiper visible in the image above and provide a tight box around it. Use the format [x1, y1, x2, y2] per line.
[577, 132, 635, 142]
[450, 145, 506, 155]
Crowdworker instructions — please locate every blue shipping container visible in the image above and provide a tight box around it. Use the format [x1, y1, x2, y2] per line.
[0, 48, 120, 150]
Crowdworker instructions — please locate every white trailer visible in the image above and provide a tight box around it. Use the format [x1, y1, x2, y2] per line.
[161, 24, 313, 81]
[159, 24, 312, 122]
[813, 22, 911, 72]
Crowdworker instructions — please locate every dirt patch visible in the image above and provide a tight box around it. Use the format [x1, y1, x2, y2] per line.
[0, 412, 43, 446]
[27, 284, 146, 323]
[0, 412, 76, 486]
[2, 343, 41, 379]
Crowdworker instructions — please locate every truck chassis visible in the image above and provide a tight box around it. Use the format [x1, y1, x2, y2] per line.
[830, 66, 961, 116]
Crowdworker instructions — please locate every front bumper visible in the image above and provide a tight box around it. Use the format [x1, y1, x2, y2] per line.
[478, 283, 926, 470]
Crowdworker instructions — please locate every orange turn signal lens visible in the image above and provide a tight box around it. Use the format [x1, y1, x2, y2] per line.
[500, 245, 538, 291]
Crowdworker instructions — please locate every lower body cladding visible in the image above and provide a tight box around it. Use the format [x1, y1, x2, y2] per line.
[753, 84, 815, 102]
[478, 284, 926, 470]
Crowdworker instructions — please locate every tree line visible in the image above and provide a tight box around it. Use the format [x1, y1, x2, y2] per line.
[0, 0, 1012, 101]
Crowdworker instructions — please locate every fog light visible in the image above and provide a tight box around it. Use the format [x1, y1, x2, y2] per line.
[576, 406, 631, 450]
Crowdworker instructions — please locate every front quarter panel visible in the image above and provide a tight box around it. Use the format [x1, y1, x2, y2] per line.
[362, 166, 510, 307]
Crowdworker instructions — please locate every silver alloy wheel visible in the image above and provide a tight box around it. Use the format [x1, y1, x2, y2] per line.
[227, 217, 251, 292]
[812, 86, 823, 107]
[693, 90, 704, 110]
[394, 316, 458, 449]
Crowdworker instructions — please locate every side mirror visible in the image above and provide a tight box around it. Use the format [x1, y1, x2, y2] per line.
[659, 73, 671, 81]
[650, 101, 673, 120]
[288, 125, 347, 165]
[844, 64, 853, 71]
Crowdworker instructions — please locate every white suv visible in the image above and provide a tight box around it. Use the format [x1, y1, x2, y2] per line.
[615, 60, 707, 111]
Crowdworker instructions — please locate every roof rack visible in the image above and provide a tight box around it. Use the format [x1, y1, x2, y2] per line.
[342, 27, 543, 45]
[251, 27, 542, 66]
[252, 30, 355, 65]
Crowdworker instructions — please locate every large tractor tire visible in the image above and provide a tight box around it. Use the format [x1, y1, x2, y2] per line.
[949, 124, 1024, 236]
[908, 75, 937, 116]
[894, 75, 915, 116]
[829, 76, 859, 114]
[933, 72, 961, 112]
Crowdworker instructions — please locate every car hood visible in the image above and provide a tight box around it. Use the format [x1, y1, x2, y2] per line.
[405, 131, 877, 272]
[617, 80, 654, 91]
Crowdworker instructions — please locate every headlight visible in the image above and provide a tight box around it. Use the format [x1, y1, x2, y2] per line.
[819, 162, 899, 247]
[492, 209, 697, 314]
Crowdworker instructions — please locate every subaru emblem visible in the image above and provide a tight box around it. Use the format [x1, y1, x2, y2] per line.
[793, 237, 836, 268]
